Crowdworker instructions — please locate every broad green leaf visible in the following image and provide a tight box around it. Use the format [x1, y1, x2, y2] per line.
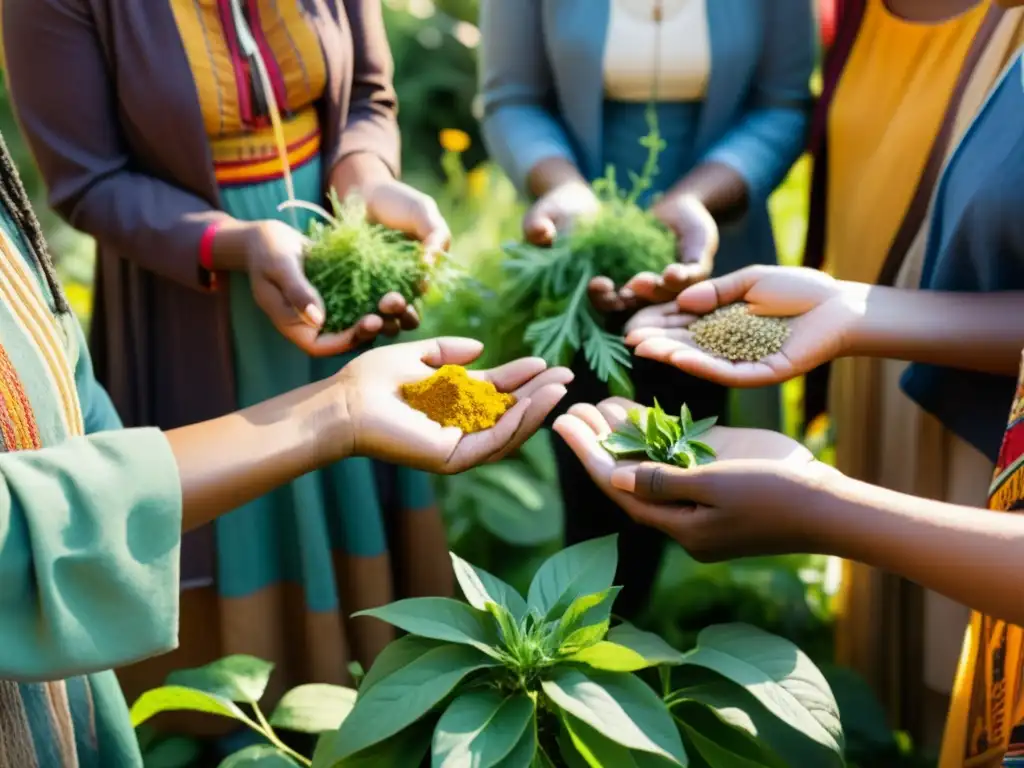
[560, 623, 610, 655]
[165, 655, 275, 704]
[317, 717, 435, 768]
[130, 686, 247, 728]
[451, 552, 528, 621]
[685, 416, 717, 439]
[602, 431, 648, 459]
[555, 588, 619, 646]
[607, 624, 684, 666]
[542, 667, 685, 764]
[819, 662, 897, 753]
[358, 636, 446, 697]
[432, 691, 534, 767]
[682, 624, 843, 757]
[504, 714, 538, 768]
[674, 701, 787, 768]
[527, 535, 618, 619]
[140, 735, 202, 768]
[561, 713, 680, 767]
[476, 484, 563, 546]
[568, 642, 651, 672]
[671, 667, 843, 768]
[269, 684, 357, 734]
[217, 746, 299, 767]
[474, 463, 545, 511]
[331, 645, 499, 760]
[354, 598, 501, 657]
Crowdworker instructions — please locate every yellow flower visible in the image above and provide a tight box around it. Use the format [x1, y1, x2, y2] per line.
[466, 167, 488, 198]
[63, 281, 93, 319]
[439, 128, 471, 154]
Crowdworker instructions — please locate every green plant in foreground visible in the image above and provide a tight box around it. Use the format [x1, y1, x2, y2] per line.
[130, 656, 356, 766]
[603, 401, 718, 469]
[312, 535, 846, 767]
[280, 192, 436, 334]
[500, 111, 677, 397]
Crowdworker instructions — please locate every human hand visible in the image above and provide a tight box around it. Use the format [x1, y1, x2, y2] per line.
[522, 180, 601, 246]
[588, 193, 719, 313]
[624, 265, 866, 387]
[334, 337, 573, 474]
[361, 178, 452, 265]
[554, 397, 836, 561]
[244, 219, 417, 356]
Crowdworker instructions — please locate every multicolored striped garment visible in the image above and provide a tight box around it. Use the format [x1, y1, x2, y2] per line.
[0, 204, 183, 766]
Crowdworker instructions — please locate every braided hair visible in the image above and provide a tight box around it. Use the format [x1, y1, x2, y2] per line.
[0, 131, 68, 314]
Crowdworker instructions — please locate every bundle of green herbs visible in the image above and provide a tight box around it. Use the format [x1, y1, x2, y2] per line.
[500, 111, 677, 396]
[602, 401, 718, 469]
[280, 191, 438, 334]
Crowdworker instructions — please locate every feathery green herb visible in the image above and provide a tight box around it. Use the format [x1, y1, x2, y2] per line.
[602, 401, 718, 469]
[285, 192, 432, 334]
[500, 110, 677, 396]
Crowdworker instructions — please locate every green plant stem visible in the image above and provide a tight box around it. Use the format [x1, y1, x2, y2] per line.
[252, 703, 313, 767]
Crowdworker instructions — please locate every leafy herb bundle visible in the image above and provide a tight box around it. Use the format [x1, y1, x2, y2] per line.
[602, 401, 718, 469]
[500, 110, 677, 396]
[282, 192, 435, 334]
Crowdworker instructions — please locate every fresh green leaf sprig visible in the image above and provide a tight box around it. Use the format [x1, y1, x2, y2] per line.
[602, 401, 718, 469]
[499, 108, 677, 398]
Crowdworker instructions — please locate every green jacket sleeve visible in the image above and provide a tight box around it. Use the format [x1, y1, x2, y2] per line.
[71, 319, 122, 434]
[0, 427, 183, 681]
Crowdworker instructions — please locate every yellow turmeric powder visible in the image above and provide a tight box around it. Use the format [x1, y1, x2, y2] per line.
[401, 365, 516, 433]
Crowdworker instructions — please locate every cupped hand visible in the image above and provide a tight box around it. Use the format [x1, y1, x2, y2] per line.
[245, 219, 417, 356]
[553, 397, 834, 561]
[522, 181, 601, 246]
[624, 265, 864, 387]
[588, 194, 719, 314]
[337, 337, 573, 474]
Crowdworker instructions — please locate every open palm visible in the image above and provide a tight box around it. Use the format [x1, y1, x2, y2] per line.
[623, 266, 861, 387]
[554, 397, 817, 559]
[340, 338, 572, 474]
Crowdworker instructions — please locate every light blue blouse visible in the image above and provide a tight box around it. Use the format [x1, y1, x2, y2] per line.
[479, 0, 817, 273]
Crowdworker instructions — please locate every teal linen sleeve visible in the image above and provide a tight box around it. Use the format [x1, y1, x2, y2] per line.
[71, 319, 122, 434]
[701, 0, 816, 202]
[479, 0, 578, 195]
[0, 428, 183, 681]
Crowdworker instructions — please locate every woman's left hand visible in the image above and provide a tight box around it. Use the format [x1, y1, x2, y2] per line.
[333, 338, 573, 474]
[553, 397, 834, 561]
[588, 194, 719, 313]
[361, 179, 453, 265]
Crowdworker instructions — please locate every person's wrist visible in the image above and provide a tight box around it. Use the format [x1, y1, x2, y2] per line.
[834, 279, 873, 358]
[788, 460, 850, 555]
[330, 152, 394, 200]
[306, 376, 355, 467]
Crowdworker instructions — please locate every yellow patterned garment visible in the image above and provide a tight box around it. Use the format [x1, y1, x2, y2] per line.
[168, 0, 328, 183]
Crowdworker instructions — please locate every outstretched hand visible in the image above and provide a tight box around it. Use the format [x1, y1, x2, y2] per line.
[624, 265, 864, 387]
[338, 338, 573, 474]
[554, 397, 833, 561]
